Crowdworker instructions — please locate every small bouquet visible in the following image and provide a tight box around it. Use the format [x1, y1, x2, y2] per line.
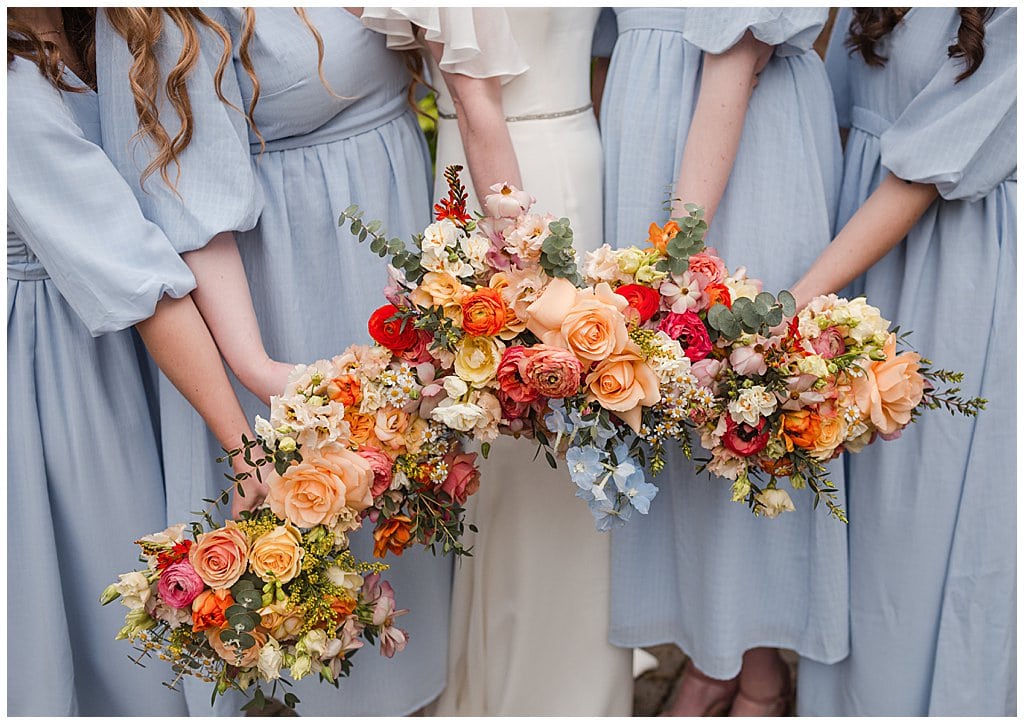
[255, 344, 481, 558]
[101, 492, 408, 711]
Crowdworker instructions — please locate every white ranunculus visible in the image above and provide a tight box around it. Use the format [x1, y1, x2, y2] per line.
[431, 400, 487, 432]
[325, 566, 364, 593]
[461, 232, 491, 269]
[290, 654, 313, 680]
[582, 245, 627, 285]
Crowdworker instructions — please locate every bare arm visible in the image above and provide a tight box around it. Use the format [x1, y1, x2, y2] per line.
[671, 31, 773, 221]
[591, 56, 610, 121]
[135, 294, 269, 517]
[181, 232, 293, 403]
[428, 40, 522, 205]
[788, 173, 939, 308]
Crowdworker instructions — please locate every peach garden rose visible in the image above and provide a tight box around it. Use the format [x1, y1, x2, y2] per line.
[526, 278, 630, 363]
[249, 524, 305, 584]
[189, 522, 249, 590]
[585, 343, 661, 433]
[851, 333, 925, 436]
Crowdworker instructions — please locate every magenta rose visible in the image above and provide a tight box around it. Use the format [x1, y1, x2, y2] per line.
[810, 327, 846, 359]
[523, 345, 584, 399]
[497, 346, 540, 403]
[157, 560, 205, 609]
[658, 311, 713, 361]
[688, 249, 727, 285]
[722, 416, 770, 457]
[440, 451, 481, 504]
[359, 446, 394, 498]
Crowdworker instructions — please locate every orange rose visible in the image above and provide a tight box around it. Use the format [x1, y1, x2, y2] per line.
[207, 627, 266, 668]
[526, 279, 631, 362]
[461, 287, 508, 337]
[781, 410, 822, 451]
[249, 524, 304, 584]
[648, 220, 680, 255]
[585, 343, 661, 433]
[329, 595, 357, 624]
[267, 442, 373, 528]
[189, 522, 249, 590]
[326, 374, 361, 407]
[374, 406, 410, 451]
[192, 589, 234, 632]
[373, 515, 414, 558]
[851, 333, 925, 436]
[409, 271, 468, 322]
[344, 410, 377, 446]
[260, 601, 304, 640]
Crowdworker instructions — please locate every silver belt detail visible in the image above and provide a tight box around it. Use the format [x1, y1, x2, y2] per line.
[437, 103, 593, 123]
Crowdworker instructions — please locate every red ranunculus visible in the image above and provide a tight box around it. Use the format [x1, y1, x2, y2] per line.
[368, 304, 419, 355]
[722, 416, 770, 457]
[615, 284, 660, 324]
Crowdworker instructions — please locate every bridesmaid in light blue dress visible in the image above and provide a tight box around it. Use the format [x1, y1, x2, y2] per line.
[98, 8, 451, 716]
[794, 8, 1016, 715]
[600, 7, 846, 715]
[7, 52, 192, 715]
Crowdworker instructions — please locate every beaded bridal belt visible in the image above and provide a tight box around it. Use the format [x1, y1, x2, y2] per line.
[437, 103, 593, 123]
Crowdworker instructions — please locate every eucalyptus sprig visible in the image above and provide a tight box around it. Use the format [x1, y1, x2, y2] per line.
[706, 290, 797, 342]
[338, 205, 424, 284]
[654, 203, 708, 275]
[540, 218, 583, 285]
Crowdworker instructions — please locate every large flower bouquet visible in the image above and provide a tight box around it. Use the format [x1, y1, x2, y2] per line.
[101, 493, 408, 711]
[579, 207, 986, 521]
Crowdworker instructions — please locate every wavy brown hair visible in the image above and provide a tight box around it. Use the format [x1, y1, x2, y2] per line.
[846, 8, 994, 82]
[7, 8, 98, 90]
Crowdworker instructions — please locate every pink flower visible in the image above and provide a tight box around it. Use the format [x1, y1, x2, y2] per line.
[810, 327, 846, 359]
[729, 344, 768, 377]
[523, 345, 583, 399]
[497, 346, 540, 404]
[658, 311, 713, 362]
[188, 522, 249, 590]
[722, 416, 770, 457]
[157, 561, 205, 609]
[362, 573, 410, 658]
[484, 182, 535, 218]
[440, 451, 480, 504]
[398, 330, 433, 364]
[359, 447, 394, 498]
[690, 358, 724, 389]
[688, 249, 727, 285]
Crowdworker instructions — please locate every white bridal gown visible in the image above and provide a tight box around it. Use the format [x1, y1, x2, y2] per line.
[363, 7, 634, 716]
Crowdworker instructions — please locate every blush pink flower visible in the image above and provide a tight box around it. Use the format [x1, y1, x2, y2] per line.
[362, 573, 410, 658]
[688, 249, 727, 285]
[658, 311, 713, 361]
[690, 358, 725, 389]
[811, 326, 847, 359]
[484, 182, 534, 218]
[730, 344, 768, 377]
[157, 560, 205, 609]
[440, 451, 481, 504]
[523, 345, 583, 399]
[359, 447, 395, 498]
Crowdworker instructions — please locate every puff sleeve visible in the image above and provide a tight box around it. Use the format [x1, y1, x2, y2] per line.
[95, 8, 263, 252]
[679, 7, 827, 57]
[7, 60, 196, 335]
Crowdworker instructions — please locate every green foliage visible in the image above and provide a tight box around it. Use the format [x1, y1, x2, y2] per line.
[339, 205, 424, 285]
[540, 218, 583, 285]
[706, 290, 795, 342]
[655, 204, 708, 275]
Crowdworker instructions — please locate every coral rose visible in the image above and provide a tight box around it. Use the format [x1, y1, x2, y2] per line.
[523, 345, 583, 399]
[440, 451, 481, 504]
[373, 516, 414, 558]
[249, 524, 305, 584]
[325, 373, 361, 407]
[527, 279, 631, 362]
[615, 284, 660, 324]
[688, 250, 727, 285]
[461, 288, 508, 337]
[368, 304, 419, 356]
[157, 561, 205, 609]
[851, 333, 925, 436]
[585, 344, 661, 433]
[810, 326, 846, 359]
[192, 589, 234, 632]
[189, 522, 249, 590]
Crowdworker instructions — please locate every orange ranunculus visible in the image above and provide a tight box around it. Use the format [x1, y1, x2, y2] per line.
[207, 627, 266, 668]
[192, 589, 234, 632]
[345, 410, 377, 446]
[705, 283, 733, 309]
[461, 287, 508, 337]
[647, 220, 680, 255]
[326, 373, 362, 407]
[585, 343, 662, 433]
[781, 410, 822, 451]
[373, 515, 414, 558]
[851, 333, 925, 436]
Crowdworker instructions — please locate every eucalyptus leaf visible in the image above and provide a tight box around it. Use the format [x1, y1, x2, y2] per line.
[778, 289, 796, 317]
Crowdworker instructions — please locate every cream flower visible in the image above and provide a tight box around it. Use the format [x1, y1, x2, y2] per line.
[454, 335, 504, 387]
[115, 572, 152, 611]
[754, 488, 796, 518]
[728, 386, 777, 425]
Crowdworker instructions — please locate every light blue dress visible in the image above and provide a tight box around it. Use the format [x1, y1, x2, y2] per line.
[7, 57, 194, 716]
[600, 8, 848, 679]
[797, 8, 1017, 716]
[97, 8, 450, 716]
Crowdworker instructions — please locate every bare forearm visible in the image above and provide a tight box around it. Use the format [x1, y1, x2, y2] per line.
[135, 294, 252, 453]
[672, 32, 772, 222]
[182, 232, 292, 401]
[789, 174, 939, 307]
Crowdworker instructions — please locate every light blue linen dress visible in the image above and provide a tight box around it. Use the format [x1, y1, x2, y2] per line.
[7, 57, 194, 716]
[797, 8, 1017, 716]
[600, 8, 848, 679]
[97, 8, 450, 716]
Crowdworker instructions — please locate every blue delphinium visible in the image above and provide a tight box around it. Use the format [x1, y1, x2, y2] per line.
[588, 496, 634, 532]
[565, 445, 605, 490]
[618, 467, 659, 515]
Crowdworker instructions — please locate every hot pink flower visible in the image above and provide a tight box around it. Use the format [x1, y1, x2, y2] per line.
[440, 451, 481, 504]
[523, 345, 583, 399]
[157, 560, 205, 609]
[658, 311, 713, 362]
[359, 447, 394, 498]
[497, 346, 540, 403]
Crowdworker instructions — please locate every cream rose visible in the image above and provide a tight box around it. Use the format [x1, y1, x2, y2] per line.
[249, 524, 305, 584]
[585, 343, 661, 433]
[454, 335, 504, 387]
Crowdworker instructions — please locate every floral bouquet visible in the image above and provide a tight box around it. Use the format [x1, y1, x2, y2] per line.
[580, 207, 986, 521]
[254, 343, 481, 558]
[101, 492, 408, 711]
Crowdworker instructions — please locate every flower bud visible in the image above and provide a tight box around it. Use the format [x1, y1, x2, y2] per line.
[99, 582, 121, 605]
[279, 437, 297, 453]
